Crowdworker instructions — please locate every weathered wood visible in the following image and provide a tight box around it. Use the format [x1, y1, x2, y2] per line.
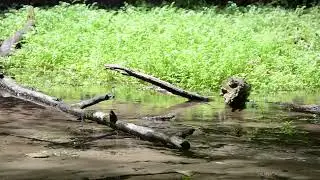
[72, 93, 113, 109]
[0, 76, 190, 150]
[220, 77, 251, 111]
[105, 64, 210, 102]
[274, 102, 320, 115]
[0, 6, 35, 57]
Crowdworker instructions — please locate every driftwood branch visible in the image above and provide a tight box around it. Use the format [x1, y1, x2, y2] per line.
[72, 93, 114, 109]
[0, 6, 36, 57]
[105, 64, 210, 102]
[0, 76, 190, 150]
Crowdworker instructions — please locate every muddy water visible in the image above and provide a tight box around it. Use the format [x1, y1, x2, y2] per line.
[0, 89, 319, 180]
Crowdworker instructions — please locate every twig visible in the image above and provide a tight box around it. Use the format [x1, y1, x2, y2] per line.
[72, 93, 114, 109]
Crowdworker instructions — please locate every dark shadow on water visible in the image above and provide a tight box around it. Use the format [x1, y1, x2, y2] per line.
[249, 127, 320, 147]
[0, 131, 120, 150]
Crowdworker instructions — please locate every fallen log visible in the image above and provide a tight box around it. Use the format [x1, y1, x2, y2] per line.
[0, 76, 190, 150]
[0, 6, 35, 57]
[72, 93, 114, 109]
[105, 64, 210, 102]
[274, 102, 320, 115]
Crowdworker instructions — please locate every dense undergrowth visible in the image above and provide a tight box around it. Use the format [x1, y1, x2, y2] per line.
[0, 3, 319, 95]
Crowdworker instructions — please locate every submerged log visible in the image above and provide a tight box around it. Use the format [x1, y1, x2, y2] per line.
[0, 76, 190, 150]
[142, 113, 176, 121]
[274, 102, 320, 115]
[175, 128, 195, 139]
[105, 64, 210, 102]
[142, 85, 173, 95]
[0, 6, 36, 57]
[220, 77, 251, 111]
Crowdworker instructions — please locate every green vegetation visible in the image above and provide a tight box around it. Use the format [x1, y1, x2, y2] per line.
[280, 120, 297, 136]
[1, 3, 319, 95]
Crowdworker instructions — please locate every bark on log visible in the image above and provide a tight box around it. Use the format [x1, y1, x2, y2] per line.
[72, 93, 114, 109]
[0, 76, 190, 150]
[0, 6, 35, 57]
[220, 77, 251, 111]
[105, 64, 210, 102]
[274, 102, 320, 115]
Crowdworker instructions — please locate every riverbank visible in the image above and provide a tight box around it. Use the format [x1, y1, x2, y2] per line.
[1, 3, 319, 94]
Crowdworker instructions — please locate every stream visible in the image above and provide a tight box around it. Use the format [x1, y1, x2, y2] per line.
[0, 88, 319, 180]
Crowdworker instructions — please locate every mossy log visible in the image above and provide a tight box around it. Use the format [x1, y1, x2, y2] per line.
[105, 64, 210, 102]
[0, 75, 190, 150]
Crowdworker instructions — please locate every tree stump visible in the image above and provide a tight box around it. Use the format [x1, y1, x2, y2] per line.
[220, 77, 251, 111]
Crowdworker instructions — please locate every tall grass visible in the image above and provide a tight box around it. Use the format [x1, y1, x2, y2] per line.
[1, 3, 319, 94]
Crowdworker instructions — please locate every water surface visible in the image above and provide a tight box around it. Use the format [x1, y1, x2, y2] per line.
[0, 88, 319, 179]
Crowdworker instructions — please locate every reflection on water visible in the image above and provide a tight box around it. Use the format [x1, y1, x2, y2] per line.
[1, 87, 320, 179]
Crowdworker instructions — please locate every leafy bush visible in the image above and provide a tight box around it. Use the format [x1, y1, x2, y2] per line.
[0, 0, 319, 9]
